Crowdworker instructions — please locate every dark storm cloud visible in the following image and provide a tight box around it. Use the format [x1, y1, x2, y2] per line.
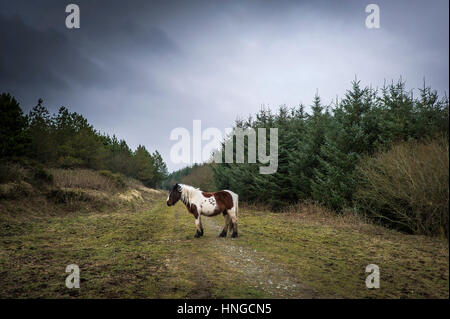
[0, 0, 448, 171]
[0, 3, 180, 91]
[0, 14, 105, 89]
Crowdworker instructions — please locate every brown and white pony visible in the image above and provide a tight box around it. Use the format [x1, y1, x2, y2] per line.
[166, 183, 239, 238]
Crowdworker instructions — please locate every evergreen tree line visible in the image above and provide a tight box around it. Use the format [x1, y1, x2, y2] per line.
[0, 93, 168, 188]
[212, 79, 449, 214]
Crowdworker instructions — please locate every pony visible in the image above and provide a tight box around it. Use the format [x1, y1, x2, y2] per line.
[166, 183, 239, 238]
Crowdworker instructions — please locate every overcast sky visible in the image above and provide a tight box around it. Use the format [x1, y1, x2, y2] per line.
[1, 0, 448, 171]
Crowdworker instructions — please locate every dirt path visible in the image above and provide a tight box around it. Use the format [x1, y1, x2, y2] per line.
[195, 215, 318, 298]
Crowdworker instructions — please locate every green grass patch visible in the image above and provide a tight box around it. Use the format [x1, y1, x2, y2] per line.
[236, 209, 449, 298]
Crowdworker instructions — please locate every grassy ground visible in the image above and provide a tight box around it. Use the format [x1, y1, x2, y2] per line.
[238, 204, 449, 298]
[0, 188, 448, 298]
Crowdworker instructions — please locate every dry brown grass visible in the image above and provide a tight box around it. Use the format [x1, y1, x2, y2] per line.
[285, 202, 367, 226]
[241, 200, 372, 234]
[124, 177, 145, 189]
[49, 169, 125, 193]
[0, 166, 158, 215]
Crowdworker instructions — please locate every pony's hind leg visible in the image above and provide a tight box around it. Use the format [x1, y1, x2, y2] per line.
[228, 208, 238, 238]
[219, 213, 231, 237]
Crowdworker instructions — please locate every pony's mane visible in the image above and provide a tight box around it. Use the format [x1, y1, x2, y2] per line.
[179, 184, 201, 207]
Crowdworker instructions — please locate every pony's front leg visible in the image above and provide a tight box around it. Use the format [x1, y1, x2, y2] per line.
[194, 216, 204, 238]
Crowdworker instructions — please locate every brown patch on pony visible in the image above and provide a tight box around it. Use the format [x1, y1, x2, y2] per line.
[213, 191, 234, 210]
[208, 209, 223, 217]
[187, 203, 199, 218]
[202, 191, 234, 210]
[202, 192, 213, 198]
[200, 191, 234, 216]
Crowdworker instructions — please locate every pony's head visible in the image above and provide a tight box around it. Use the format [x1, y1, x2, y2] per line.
[167, 183, 182, 206]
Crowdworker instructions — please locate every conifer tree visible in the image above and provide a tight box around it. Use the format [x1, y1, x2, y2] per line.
[289, 94, 331, 200]
[0, 93, 29, 157]
[27, 98, 56, 163]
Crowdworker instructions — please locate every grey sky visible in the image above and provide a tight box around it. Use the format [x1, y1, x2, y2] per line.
[1, 0, 448, 171]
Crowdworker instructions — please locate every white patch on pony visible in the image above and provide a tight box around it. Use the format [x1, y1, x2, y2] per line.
[198, 195, 217, 216]
[224, 189, 239, 222]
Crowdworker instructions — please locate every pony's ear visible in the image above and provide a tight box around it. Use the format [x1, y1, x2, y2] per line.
[176, 184, 182, 192]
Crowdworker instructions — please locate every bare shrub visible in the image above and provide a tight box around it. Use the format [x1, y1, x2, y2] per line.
[355, 136, 449, 237]
[180, 164, 216, 191]
[124, 177, 145, 189]
[0, 181, 34, 199]
[98, 170, 126, 189]
[0, 162, 26, 183]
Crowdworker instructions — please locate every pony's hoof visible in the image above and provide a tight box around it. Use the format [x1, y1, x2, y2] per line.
[219, 231, 227, 237]
[231, 232, 238, 238]
[194, 232, 201, 238]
